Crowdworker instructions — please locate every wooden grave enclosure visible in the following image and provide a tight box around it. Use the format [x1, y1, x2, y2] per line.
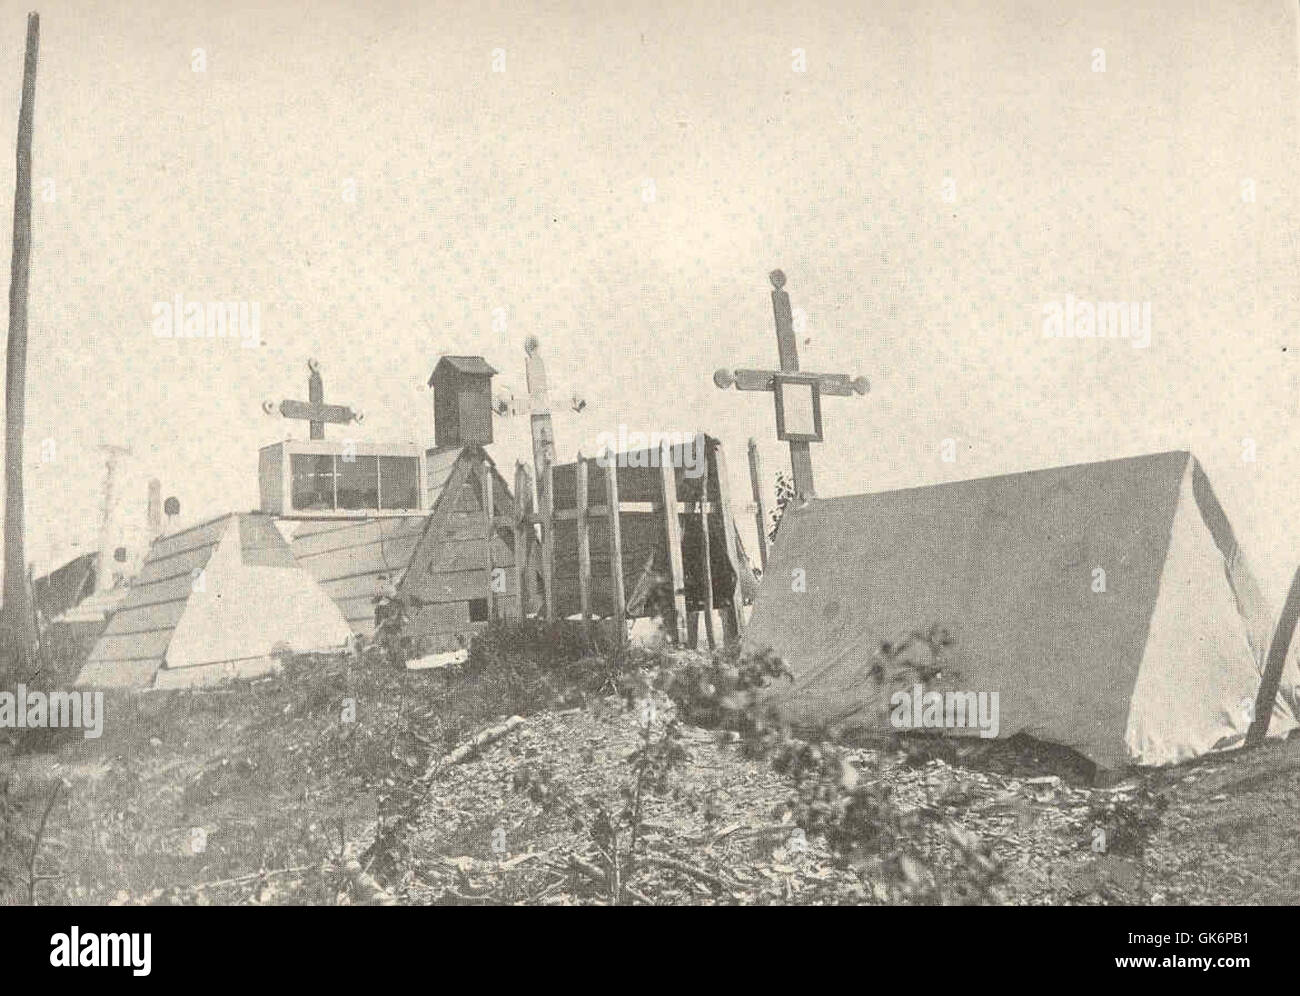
[533, 433, 745, 648]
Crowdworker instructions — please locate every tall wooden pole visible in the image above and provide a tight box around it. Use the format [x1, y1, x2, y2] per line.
[2, 12, 39, 662]
[1247, 565, 1300, 746]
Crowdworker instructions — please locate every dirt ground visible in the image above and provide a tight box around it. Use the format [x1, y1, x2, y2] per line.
[1140, 737, 1300, 905]
[2, 651, 1299, 905]
[396, 695, 1300, 906]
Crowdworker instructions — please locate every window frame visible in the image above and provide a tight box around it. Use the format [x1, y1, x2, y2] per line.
[280, 446, 425, 515]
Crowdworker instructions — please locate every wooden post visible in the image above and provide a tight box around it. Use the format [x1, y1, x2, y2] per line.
[1, 13, 39, 661]
[1247, 565, 1300, 746]
[481, 460, 496, 621]
[747, 438, 769, 571]
[525, 336, 556, 620]
[603, 448, 626, 647]
[698, 491, 716, 650]
[789, 444, 815, 502]
[575, 450, 591, 640]
[512, 461, 530, 620]
[659, 440, 688, 645]
[308, 361, 325, 439]
[541, 456, 555, 619]
[715, 438, 745, 640]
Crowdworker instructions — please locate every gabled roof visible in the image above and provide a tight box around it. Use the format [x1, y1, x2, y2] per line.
[79, 513, 232, 686]
[77, 513, 352, 688]
[428, 355, 498, 384]
[399, 443, 520, 590]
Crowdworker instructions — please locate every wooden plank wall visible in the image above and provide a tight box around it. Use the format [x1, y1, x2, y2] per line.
[291, 516, 427, 635]
[401, 459, 525, 650]
[543, 435, 744, 645]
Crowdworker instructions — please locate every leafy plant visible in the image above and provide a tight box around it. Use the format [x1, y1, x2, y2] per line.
[659, 644, 792, 734]
[371, 584, 419, 670]
[869, 623, 957, 688]
[590, 707, 690, 904]
[767, 470, 796, 546]
[652, 637, 1001, 904]
[770, 740, 1003, 904]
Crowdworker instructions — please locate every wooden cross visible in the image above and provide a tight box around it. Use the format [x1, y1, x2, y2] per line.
[714, 270, 868, 499]
[263, 359, 360, 439]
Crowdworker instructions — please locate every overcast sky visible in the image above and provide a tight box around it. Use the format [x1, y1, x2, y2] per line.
[0, 0, 1298, 606]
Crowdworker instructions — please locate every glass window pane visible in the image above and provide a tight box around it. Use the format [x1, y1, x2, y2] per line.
[337, 455, 379, 510]
[379, 456, 420, 510]
[291, 454, 336, 510]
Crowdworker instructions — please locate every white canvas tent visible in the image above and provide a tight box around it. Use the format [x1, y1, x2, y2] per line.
[76, 513, 353, 689]
[745, 451, 1300, 770]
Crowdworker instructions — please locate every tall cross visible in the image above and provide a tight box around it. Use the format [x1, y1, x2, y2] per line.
[263, 359, 361, 439]
[714, 270, 868, 499]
